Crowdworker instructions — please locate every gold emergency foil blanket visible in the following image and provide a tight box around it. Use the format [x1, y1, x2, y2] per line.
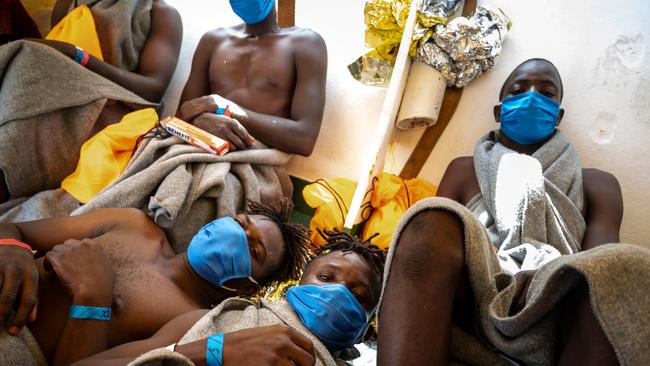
[349, 0, 511, 88]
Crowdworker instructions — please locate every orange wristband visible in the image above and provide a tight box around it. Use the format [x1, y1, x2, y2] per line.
[0, 238, 33, 252]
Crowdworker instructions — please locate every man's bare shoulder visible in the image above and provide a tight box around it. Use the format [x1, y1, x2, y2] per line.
[582, 168, 623, 205]
[447, 156, 475, 177]
[151, 0, 182, 22]
[286, 27, 326, 50]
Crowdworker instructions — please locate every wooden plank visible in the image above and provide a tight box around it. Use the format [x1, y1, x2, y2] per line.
[278, 0, 295, 28]
[344, 0, 421, 229]
[398, 0, 478, 180]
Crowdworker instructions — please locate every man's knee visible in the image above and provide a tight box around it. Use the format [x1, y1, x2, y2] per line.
[394, 209, 465, 279]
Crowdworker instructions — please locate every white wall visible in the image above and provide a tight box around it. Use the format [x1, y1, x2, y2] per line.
[164, 0, 650, 246]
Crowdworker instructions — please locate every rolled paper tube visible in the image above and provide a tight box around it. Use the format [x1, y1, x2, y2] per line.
[395, 60, 447, 130]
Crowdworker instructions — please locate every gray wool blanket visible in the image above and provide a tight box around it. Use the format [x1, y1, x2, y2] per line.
[69, 0, 153, 71]
[469, 130, 585, 274]
[0, 40, 154, 200]
[378, 197, 650, 366]
[0, 327, 47, 366]
[128, 299, 339, 366]
[72, 136, 293, 252]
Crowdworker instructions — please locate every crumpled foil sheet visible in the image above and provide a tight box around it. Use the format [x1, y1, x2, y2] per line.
[417, 6, 511, 87]
[349, 0, 511, 88]
[349, 0, 460, 86]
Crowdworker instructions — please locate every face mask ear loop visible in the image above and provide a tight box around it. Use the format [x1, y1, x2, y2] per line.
[220, 285, 238, 292]
[248, 276, 259, 286]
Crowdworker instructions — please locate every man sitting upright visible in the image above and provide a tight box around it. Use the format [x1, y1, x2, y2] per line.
[377, 59, 649, 366]
[177, 0, 327, 156]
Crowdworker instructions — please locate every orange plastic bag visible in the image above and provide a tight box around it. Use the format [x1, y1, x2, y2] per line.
[46, 4, 103, 60]
[303, 178, 357, 247]
[361, 173, 436, 250]
[61, 108, 158, 203]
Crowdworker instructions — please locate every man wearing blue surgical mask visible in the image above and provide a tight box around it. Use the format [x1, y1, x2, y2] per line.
[378, 58, 626, 365]
[0, 199, 310, 365]
[76, 230, 386, 366]
[176, 0, 327, 157]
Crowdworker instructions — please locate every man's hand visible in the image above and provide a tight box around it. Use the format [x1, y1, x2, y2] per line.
[223, 325, 315, 366]
[177, 96, 218, 122]
[175, 325, 315, 366]
[44, 239, 113, 305]
[0, 246, 38, 335]
[192, 113, 253, 151]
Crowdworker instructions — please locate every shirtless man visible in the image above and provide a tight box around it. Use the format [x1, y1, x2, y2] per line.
[0, 201, 310, 365]
[378, 59, 624, 365]
[177, 0, 327, 156]
[29, 0, 182, 103]
[75, 230, 385, 366]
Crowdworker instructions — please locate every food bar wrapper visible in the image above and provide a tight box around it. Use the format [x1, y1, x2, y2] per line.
[160, 116, 229, 155]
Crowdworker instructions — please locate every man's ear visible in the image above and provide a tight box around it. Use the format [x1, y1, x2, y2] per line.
[493, 104, 501, 123]
[556, 108, 564, 126]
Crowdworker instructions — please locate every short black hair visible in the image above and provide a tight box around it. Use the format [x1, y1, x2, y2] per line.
[247, 199, 311, 286]
[314, 229, 386, 293]
[499, 58, 563, 101]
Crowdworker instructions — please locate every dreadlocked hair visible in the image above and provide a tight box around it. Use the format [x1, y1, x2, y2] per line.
[246, 198, 311, 285]
[316, 229, 386, 286]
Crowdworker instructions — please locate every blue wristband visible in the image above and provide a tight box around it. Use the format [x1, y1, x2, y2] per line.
[74, 46, 84, 64]
[69, 305, 111, 321]
[206, 333, 224, 366]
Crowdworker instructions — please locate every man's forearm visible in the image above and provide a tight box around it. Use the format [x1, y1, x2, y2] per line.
[237, 109, 316, 156]
[52, 293, 112, 366]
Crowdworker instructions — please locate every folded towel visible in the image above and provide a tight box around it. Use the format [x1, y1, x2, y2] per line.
[470, 130, 586, 273]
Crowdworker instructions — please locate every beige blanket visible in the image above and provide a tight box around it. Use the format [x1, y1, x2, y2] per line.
[129, 299, 338, 366]
[73, 136, 293, 251]
[378, 197, 650, 366]
[0, 41, 154, 200]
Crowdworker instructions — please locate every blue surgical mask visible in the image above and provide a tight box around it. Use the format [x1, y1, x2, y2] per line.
[499, 91, 560, 145]
[229, 0, 275, 24]
[286, 284, 367, 351]
[187, 217, 257, 291]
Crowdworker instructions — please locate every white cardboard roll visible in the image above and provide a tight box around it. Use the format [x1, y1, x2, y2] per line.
[395, 60, 447, 130]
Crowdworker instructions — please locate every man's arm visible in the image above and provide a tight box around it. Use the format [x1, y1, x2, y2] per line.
[46, 0, 182, 102]
[234, 31, 327, 156]
[581, 169, 624, 250]
[75, 312, 315, 366]
[179, 31, 218, 104]
[0, 208, 153, 334]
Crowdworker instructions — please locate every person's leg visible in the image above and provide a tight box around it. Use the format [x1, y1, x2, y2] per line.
[377, 209, 470, 366]
[558, 283, 618, 365]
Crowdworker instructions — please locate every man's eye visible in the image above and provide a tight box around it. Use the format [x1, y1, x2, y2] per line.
[251, 246, 258, 257]
[541, 90, 554, 97]
[317, 274, 330, 282]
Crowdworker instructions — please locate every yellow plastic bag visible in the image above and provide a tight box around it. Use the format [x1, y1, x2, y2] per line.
[361, 173, 436, 250]
[45, 4, 104, 60]
[303, 178, 357, 247]
[61, 108, 158, 203]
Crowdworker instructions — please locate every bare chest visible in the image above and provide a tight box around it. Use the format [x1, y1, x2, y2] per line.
[208, 38, 296, 116]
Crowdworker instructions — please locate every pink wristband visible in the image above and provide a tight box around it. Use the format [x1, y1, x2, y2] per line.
[80, 51, 90, 67]
[0, 238, 33, 252]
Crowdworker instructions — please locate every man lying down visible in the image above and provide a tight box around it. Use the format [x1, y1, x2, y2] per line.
[0, 200, 310, 365]
[73, 231, 386, 366]
[378, 58, 650, 365]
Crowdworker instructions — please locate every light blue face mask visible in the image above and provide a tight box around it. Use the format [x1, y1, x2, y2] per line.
[499, 91, 561, 145]
[187, 217, 257, 291]
[286, 284, 367, 352]
[229, 0, 275, 24]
